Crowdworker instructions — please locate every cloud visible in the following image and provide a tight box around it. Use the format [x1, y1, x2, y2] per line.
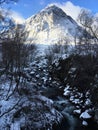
[14, 2, 17, 5]
[40, 0, 45, 5]
[50, 1, 82, 21]
[9, 11, 25, 24]
[23, 3, 29, 7]
[95, 13, 98, 17]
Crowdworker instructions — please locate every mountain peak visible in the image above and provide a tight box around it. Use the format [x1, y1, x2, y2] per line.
[44, 4, 62, 11]
[25, 5, 81, 45]
[40, 4, 67, 18]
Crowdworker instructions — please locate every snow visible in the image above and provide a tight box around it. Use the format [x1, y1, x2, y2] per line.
[82, 120, 88, 126]
[64, 90, 70, 97]
[72, 98, 80, 104]
[30, 71, 35, 75]
[69, 96, 74, 101]
[36, 74, 40, 78]
[85, 98, 92, 106]
[25, 4, 80, 45]
[78, 92, 83, 98]
[11, 122, 20, 130]
[0, 74, 63, 130]
[63, 85, 93, 127]
[0, 100, 15, 113]
[33, 95, 54, 105]
[76, 105, 80, 109]
[64, 85, 70, 92]
[42, 77, 47, 83]
[61, 54, 68, 60]
[0, 23, 95, 129]
[80, 110, 92, 119]
[85, 91, 90, 98]
[73, 109, 81, 115]
[64, 86, 71, 97]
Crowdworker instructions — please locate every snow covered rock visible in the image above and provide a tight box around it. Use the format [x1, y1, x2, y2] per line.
[85, 91, 90, 98]
[72, 98, 80, 104]
[64, 90, 70, 97]
[80, 110, 92, 119]
[73, 109, 81, 115]
[76, 105, 80, 109]
[29, 71, 35, 75]
[69, 96, 74, 102]
[82, 120, 88, 126]
[85, 98, 92, 106]
[64, 86, 70, 97]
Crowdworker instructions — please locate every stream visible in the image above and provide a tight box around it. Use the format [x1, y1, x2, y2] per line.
[53, 96, 98, 130]
[42, 87, 98, 130]
[29, 49, 98, 130]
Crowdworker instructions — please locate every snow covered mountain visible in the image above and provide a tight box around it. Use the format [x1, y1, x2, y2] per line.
[25, 5, 81, 44]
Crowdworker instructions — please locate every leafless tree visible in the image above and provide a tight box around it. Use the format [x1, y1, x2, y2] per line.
[0, 0, 17, 73]
[2, 24, 29, 71]
[75, 9, 98, 56]
[0, 0, 18, 5]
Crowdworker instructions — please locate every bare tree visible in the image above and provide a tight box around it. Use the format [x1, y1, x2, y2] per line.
[75, 9, 98, 56]
[0, 2, 16, 73]
[78, 9, 98, 41]
[1, 24, 29, 72]
[0, 0, 18, 5]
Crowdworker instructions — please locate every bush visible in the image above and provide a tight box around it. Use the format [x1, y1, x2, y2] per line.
[49, 53, 98, 92]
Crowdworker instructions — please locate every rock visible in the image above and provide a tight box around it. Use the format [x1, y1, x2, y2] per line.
[85, 91, 90, 98]
[74, 94, 78, 98]
[64, 86, 71, 97]
[80, 110, 92, 119]
[64, 90, 70, 97]
[76, 105, 80, 109]
[72, 98, 80, 105]
[87, 108, 95, 117]
[85, 98, 92, 106]
[82, 120, 88, 126]
[30, 71, 35, 75]
[73, 109, 81, 115]
[69, 96, 74, 102]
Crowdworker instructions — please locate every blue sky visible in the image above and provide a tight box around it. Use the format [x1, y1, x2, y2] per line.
[4, 0, 98, 23]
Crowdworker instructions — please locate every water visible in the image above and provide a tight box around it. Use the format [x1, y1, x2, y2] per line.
[42, 86, 98, 130]
[40, 83, 98, 129]
[52, 96, 98, 130]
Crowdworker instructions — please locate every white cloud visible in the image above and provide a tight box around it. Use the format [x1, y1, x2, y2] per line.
[9, 11, 25, 24]
[50, 1, 82, 21]
[14, 2, 17, 5]
[95, 13, 98, 17]
[40, 0, 45, 5]
[23, 3, 29, 7]
[0, 9, 25, 24]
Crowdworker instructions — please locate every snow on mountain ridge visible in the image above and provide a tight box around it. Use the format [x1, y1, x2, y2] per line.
[25, 4, 81, 45]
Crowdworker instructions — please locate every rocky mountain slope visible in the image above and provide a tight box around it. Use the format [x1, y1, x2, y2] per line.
[25, 5, 82, 44]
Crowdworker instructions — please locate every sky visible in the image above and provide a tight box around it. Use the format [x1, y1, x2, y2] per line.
[3, 0, 98, 23]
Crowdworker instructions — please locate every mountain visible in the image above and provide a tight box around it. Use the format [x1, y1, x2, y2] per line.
[25, 5, 81, 44]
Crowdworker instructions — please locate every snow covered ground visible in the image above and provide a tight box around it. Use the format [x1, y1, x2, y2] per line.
[0, 45, 64, 130]
[0, 78, 63, 129]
